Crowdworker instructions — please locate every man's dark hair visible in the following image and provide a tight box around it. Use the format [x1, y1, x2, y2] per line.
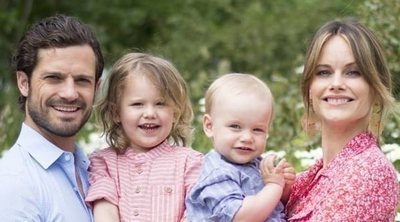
[12, 14, 104, 110]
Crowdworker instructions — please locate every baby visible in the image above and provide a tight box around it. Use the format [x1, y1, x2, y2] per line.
[186, 73, 295, 221]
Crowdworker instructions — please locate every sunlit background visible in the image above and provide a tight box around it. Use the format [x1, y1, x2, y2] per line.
[1, 0, 399, 218]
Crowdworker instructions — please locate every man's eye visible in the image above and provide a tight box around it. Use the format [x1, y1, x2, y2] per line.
[77, 78, 92, 84]
[45, 75, 60, 80]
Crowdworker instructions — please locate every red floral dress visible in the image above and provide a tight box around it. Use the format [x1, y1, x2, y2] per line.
[286, 132, 399, 222]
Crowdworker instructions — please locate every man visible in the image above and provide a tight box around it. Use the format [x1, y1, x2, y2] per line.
[0, 14, 104, 221]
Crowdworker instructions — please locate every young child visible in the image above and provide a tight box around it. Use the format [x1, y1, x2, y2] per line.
[85, 52, 203, 222]
[185, 73, 295, 221]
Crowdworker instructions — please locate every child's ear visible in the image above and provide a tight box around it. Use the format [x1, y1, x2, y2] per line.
[203, 114, 213, 138]
[16, 71, 29, 97]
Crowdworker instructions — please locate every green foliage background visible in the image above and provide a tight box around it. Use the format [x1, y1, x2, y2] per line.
[1, 0, 399, 171]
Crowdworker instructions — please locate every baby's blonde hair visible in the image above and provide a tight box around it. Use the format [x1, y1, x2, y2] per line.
[205, 73, 274, 125]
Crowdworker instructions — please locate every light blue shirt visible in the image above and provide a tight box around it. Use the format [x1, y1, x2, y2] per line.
[0, 123, 93, 221]
[186, 150, 285, 222]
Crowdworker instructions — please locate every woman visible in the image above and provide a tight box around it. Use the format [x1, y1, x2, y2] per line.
[286, 20, 399, 221]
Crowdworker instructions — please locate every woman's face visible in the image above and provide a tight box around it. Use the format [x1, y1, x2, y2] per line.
[309, 35, 373, 131]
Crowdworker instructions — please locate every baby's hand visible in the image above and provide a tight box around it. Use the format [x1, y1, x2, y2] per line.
[279, 160, 296, 203]
[260, 155, 285, 187]
[282, 161, 296, 187]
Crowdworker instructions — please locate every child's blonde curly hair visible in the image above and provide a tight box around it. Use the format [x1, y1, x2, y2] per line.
[96, 52, 193, 153]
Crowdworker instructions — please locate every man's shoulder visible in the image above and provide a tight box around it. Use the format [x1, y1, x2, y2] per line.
[0, 145, 38, 198]
[0, 144, 29, 174]
[0, 143, 50, 194]
[0, 146, 47, 220]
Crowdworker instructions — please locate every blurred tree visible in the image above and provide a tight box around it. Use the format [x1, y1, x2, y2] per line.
[7, 0, 397, 169]
[0, 0, 33, 154]
[144, 0, 363, 162]
[357, 0, 400, 146]
[358, 0, 400, 99]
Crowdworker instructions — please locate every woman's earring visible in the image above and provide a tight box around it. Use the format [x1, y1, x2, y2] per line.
[369, 103, 382, 137]
[304, 98, 320, 136]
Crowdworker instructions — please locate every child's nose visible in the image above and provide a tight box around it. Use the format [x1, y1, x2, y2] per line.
[239, 130, 253, 143]
[143, 106, 156, 118]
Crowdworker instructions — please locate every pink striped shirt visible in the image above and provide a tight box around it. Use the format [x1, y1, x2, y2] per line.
[85, 141, 203, 222]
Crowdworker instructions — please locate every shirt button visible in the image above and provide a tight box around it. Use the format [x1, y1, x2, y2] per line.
[137, 168, 143, 174]
[64, 154, 71, 161]
[135, 187, 140, 193]
[133, 210, 139, 216]
[165, 187, 172, 194]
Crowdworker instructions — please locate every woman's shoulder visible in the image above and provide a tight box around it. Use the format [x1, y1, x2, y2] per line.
[346, 145, 397, 183]
[353, 145, 395, 169]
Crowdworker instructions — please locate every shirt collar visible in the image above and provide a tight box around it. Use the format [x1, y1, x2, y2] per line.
[340, 131, 377, 157]
[318, 132, 377, 177]
[17, 123, 88, 170]
[74, 142, 90, 170]
[124, 140, 174, 164]
[209, 149, 261, 168]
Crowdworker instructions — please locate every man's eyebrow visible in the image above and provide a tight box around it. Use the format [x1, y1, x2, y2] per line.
[75, 74, 95, 80]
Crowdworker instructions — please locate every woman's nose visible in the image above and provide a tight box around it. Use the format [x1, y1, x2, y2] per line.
[329, 72, 345, 91]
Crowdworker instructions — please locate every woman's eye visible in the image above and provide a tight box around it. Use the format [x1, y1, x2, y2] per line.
[316, 70, 330, 76]
[347, 70, 361, 77]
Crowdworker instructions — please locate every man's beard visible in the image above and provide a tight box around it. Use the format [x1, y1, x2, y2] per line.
[27, 97, 92, 137]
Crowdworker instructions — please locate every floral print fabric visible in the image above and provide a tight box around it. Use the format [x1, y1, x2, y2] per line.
[286, 132, 399, 222]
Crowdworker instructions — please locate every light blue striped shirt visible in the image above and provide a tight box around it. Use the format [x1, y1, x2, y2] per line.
[0, 123, 93, 221]
[186, 149, 285, 222]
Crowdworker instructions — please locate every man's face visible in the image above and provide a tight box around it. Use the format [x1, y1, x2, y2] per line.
[18, 45, 97, 146]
